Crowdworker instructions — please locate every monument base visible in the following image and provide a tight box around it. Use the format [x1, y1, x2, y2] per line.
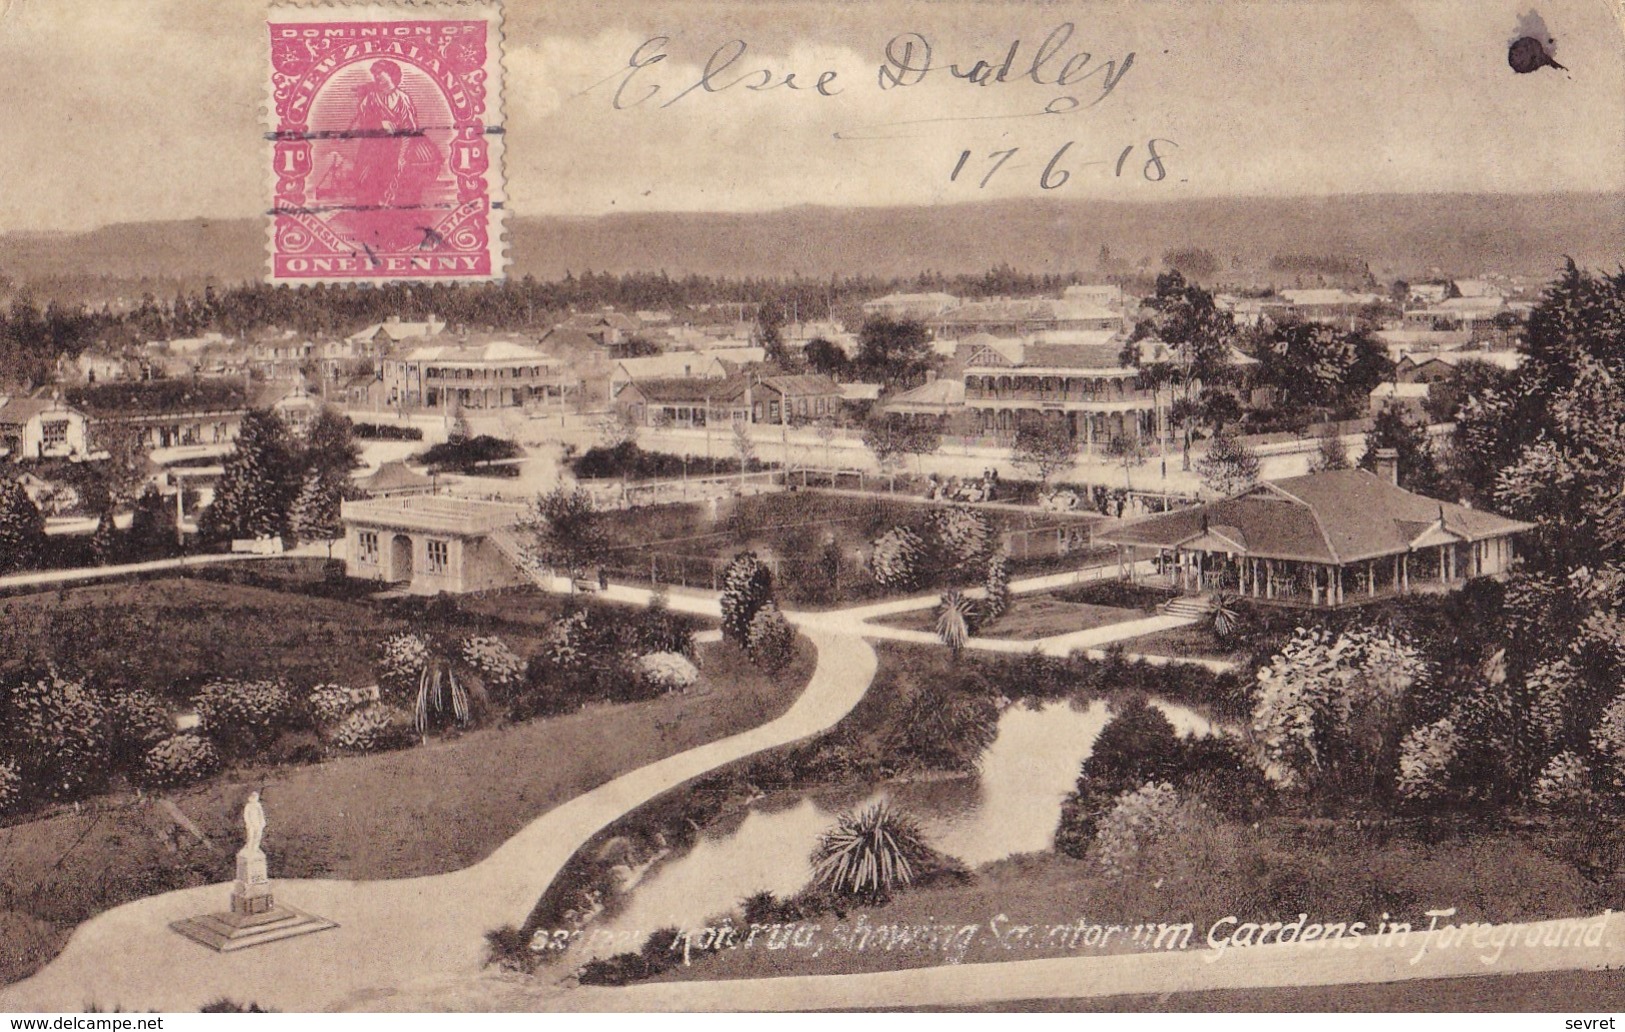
[170, 903, 337, 953]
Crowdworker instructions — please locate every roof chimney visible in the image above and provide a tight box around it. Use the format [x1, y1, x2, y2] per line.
[1375, 447, 1400, 486]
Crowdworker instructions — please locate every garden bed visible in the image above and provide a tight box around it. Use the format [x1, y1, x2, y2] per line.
[0, 634, 817, 988]
[873, 594, 1147, 641]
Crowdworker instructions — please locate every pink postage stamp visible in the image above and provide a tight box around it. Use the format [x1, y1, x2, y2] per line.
[265, 3, 505, 283]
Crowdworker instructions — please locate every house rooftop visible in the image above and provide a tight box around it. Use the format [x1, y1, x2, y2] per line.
[1099, 468, 1532, 566]
[341, 495, 525, 536]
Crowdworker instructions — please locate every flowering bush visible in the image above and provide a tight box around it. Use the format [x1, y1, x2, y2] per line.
[107, 689, 173, 766]
[637, 651, 699, 693]
[139, 733, 221, 788]
[1396, 716, 1461, 803]
[0, 757, 20, 814]
[377, 632, 431, 698]
[746, 604, 796, 673]
[869, 526, 926, 589]
[333, 705, 403, 753]
[1251, 627, 1429, 792]
[542, 611, 592, 672]
[2, 675, 109, 801]
[927, 505, 993, 576]
[982, 552, 1011, 624]
[1092, 782, 1183, 877]
[194, 679, 294, 753]
[1533, 751, 1594, 810]
[308, 683, 376, 726]
[720, 552, 775, 646]
[461, 635, 525, 688]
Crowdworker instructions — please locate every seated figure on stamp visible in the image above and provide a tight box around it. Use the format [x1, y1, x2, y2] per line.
[345, 59, 442, 211]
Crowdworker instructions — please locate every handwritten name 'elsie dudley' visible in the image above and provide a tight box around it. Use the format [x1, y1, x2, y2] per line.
[601, 23, 1135, 111]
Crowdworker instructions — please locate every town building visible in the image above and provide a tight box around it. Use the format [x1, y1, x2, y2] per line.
[347, 316, 447, 354]
[0, 396, 90, 460]
[66, 379, 249, 453]
[960, 335, 1159, 448]
[860, 292, 960, 322]
[352, 460, 437, 498]
[381, 340, 576, 412]
[340, 495, 530, 595]
[1368, 381, 1432, 419]
[606, 347, 764, 401]
[929, 299, 1125, 340]
[1097, 464, 1531, 608]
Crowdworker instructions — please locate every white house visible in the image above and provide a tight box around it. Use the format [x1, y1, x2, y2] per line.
[0, 396, 91, 460]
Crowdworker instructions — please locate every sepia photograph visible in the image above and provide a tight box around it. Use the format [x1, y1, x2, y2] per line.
[0, 0, 1623, 1016]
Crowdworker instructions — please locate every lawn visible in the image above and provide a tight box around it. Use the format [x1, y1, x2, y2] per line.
[595, 490, 1105, 607]
[0, 634, 817, 988]
[873, 593, 1146, 641]
[0, 574, 566, 697]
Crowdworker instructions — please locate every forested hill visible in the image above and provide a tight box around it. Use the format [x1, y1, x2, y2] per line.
[2, 193, 1620, 290]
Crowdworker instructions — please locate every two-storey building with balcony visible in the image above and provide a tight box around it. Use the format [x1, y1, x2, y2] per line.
[961, 333, 1160, 449]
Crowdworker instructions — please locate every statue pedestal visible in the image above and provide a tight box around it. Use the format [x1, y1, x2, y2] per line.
[171, 848, 336, 953]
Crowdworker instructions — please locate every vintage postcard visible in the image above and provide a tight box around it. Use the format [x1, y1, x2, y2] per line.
[1, 0, 1624, 1018]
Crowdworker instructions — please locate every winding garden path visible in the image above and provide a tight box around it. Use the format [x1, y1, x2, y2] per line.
[1, 561, 1222, 1011]
[0, 625, 876, 1012]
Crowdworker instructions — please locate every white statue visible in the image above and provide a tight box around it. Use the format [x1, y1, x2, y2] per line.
[240, 790, 267, 858]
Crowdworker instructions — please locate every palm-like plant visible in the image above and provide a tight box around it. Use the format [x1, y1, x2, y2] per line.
[414, 654, 471, 735]
[935, 590, 976, 660]
[1211, 591, 1241, 640]
[810, 802, 931, 899]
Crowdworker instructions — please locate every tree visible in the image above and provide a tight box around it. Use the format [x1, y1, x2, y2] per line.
[860, 413, 911, 473]
[982, 552, 1011, 624]
[521, 486, 607, 583]
[1359, 406, 1440, 494]
[1127, 271, 1242, 468]
[200, 409, 299, 541]
[610, 335, 661, 359]
[303, 408, 362, 482]
[1162, 248, 1219, 281]
[803, 338, 850, 380]
[0, 477, 44, 572]
[1310, 427, 1351, 472]
[1105, 433, 1147, 491]
[754, 301, 793, 369]
[720, 551, 775, 646]
[289, 470, 344, 554]
[1195, 428, 1260, 497]
[745, 602, 795, 672]
[126, 484, 175, 558]
[1010, 416, 1076, 486]
[855, 317, 935, 390]
[869, 525, 926, 588]
[1253, 322, 1392, 418]
[896, 417, 942, 473]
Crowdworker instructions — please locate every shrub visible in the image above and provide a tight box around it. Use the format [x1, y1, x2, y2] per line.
[307, 683, 374, 726]
[332, 705, 404, 753]
[106, 689, 173, 771]
[194, 679, 295, 754]
[1092, 782, 1184, 877]
[810, 803, 938, 901]
[720, 552, 775, 646]
[577, 928, 685, 986]
[1592, 692, 1625, 784]
[377, 633, 431, 700]
[982, 552, 1011, 624]
[1, 674, 109, 801]
[926, 505, 993, 578]
[869, 526, 926, 589]
[745, 604, 795, 673]
[887, 676, 999, 773]
[416, 434, 523, 473]
[637, 651, 699, 693]
[1396, 716, 1462, 804]
[1533, 751, 1594, 811]
[139, 733, 221, 788]
[461, 635, 525, 689]
[352, 422, 424, 441]
[0, 757, 20, 814]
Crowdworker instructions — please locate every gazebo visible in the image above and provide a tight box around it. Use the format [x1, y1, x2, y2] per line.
[1097, 466, 1532, 608]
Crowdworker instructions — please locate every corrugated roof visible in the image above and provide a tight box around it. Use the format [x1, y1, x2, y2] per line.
[1101, 468, 1532, 564]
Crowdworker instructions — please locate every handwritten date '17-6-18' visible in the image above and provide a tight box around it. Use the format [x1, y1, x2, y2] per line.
[950, 139, 1177, 189]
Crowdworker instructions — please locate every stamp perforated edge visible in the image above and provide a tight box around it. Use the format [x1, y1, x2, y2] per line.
[261, 0, 509, 285]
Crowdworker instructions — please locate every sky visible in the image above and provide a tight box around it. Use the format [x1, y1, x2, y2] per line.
[0, 0, 1620, 232]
